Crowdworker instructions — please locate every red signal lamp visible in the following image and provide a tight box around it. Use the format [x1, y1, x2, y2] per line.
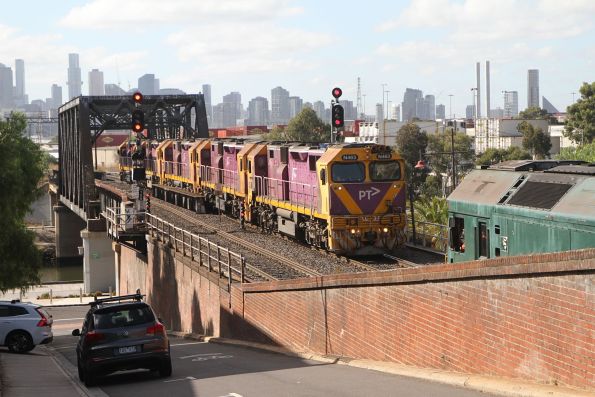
[132, 122, 143, 133]
[133, 92, 143, 103]
[332, 87, 343, 99]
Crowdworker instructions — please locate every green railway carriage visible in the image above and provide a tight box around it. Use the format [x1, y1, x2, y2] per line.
[446, 160, 595, 263]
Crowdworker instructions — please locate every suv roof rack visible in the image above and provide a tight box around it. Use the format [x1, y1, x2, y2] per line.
[90, 292, 144, 307]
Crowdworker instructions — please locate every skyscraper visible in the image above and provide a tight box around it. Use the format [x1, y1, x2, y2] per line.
[247, 96, 269, 126]
[527, 69, 540, 108]
[313, 101, 325, 122]
[88, 69, 105, 95]
[202, 84, 212, 122]
[542, 97, 559, 114]
[390, 103, 400, 121]
[67, 53, 82, 100]
[424, 95, 435, 120]
[271, 86, 290, 125]
[288, 96, 303, 119]
[402, 88, 423, 121]
[485, 61, 491, 119]
[504, 91, 519, 118]
[138, 74, 156, 95]
[0, 63, 14, 108]
[436, 104, 446, 120]
[15, 59, 26, 105]
[222, 91, 242, 127]
[476, 62, 482, 118]
[51, 84, 63, 109]
[375, 103, 383, 124]
[466, 104, 476, 119]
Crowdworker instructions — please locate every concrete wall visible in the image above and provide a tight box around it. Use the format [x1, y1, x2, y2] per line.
[117, 239, 595, 392]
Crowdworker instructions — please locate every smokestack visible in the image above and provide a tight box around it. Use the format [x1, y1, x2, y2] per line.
[486, 61, 491, 118]
[476, 62, 481, 118]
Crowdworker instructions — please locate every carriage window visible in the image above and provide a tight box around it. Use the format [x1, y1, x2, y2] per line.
[370, 161, 401, 181]
[269, 150, 274, 158]
[478, 222, 488, 258]
[331, 162, 365, 183]
[450, 217, 465, 253]
[309, 156, 319, 171]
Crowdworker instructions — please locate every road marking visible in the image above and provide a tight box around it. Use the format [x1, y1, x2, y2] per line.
[179, 352, 233, 361]
[191, 355, 232, 362]
[219, 394, 243, 397]
[48, 345, 78, 350]
[170, 341, 205, 347]
[52, 318, 85, 322]
[179, 353, 221, 359]
[164, 376, 198, 383]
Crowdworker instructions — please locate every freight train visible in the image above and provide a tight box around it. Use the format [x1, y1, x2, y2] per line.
[447, 160, 595, 263]
[119, 138, 408, 256]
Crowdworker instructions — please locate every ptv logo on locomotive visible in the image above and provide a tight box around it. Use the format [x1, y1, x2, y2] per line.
[358, 187, 381, 200]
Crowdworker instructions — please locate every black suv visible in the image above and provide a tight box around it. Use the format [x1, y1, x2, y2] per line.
[72, 293, 171, 387]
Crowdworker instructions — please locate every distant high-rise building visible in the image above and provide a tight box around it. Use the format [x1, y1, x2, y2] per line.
[491, 107, 504, 119]
[375, 103, 383, 124]
[466, 104, 476, 119]
[485, 60, 491, 119]
[402, 88, 423, 121]
[0, 63, 14, 108]
[503, 91, 519, 118]
[247, 96, 269, 126]
[15, 59, 26, 105]
[527, 69, 539, 108]
[138, 74, 156, 95]
[424, 95, 435, 120]
[390, 103, 400, 121]
[202, 84, 212, 122]
[436, 104, 445, 120]
[51, 84, 63, 109]
[271, 86, 290, 125]
[88, 69, 105, 95]
[339, 99, 357, 120]
[288, 96, 303, 119]
[313, 101, 325, 122]
[104, 84, 126, 95]
[159, 88, 186, 95]
[154, 79, 160, 94]
[476, 62, 481, 118]
[222, 92, 242, 127]
[212, 103, 224, 129]
[542, 96, 559, 114]
[67, 53, 82, 100]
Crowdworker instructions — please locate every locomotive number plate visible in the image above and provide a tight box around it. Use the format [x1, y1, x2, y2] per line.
[342, 154, 358, 160]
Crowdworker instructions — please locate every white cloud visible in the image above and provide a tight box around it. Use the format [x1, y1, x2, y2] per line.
[59, 0, 303, 29]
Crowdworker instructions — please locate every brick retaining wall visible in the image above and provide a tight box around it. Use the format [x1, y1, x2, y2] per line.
[117, 239, 594, 391]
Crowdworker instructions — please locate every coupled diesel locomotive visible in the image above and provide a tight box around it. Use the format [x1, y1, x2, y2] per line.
[119, 138, 407, 255]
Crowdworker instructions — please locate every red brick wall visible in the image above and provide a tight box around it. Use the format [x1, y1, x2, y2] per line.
[117, 240, 595, 391]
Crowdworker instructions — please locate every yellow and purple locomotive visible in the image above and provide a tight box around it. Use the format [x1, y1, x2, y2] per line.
[120, 139, 407, 255]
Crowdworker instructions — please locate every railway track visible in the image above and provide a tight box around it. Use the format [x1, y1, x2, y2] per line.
[151, 199, 322, 279]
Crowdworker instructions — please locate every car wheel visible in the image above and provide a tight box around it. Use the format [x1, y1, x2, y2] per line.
[158, 358, 172, 377]
[84, 367, 97, 387]
[77, 358, 85, 382]
[6, 331, 34, 353]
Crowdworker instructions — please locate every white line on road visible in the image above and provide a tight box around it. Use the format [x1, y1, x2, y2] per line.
[169, 342, 205, 347]
[179, 352, 224, 359]
[53, 318, 85, 322]
[164, 376, 198, 383]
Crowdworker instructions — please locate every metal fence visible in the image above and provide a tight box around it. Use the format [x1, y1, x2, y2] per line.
[145, 213, 247, 286]
[406, 216, 449, 253]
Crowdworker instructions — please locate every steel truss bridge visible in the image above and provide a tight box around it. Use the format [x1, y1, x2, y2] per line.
[58, 94, 208, 221]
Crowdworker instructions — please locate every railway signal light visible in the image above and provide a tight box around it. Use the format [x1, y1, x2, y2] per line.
[332, 104, 344, 128]
[132, 109, 144, 133]
[132, 91, 143, 103]
[332, 87, 342, 99]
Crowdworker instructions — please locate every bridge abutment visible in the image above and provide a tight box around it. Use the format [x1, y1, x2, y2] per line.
[81, 222, 115, 294]
[53, 204, 85, 265]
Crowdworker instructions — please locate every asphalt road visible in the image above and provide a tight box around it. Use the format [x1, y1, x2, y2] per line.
[45, 306, 497, 397]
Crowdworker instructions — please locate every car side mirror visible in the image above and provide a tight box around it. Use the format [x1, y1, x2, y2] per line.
[72, 329, 81, 337]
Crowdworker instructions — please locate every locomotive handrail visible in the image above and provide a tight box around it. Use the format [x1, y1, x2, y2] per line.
[251, 175, 318, 214]
[199, 165, 240, 190]
[163, 160, 190, 179]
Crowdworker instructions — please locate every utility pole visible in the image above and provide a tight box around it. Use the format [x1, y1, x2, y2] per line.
[571, 92, 576, 103]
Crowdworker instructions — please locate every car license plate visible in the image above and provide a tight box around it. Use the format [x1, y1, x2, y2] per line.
[117, 346, 138, 354]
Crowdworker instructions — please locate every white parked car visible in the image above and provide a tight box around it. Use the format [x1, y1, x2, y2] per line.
[0, 300, 53, 353]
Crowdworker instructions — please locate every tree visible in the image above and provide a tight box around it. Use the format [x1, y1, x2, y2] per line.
[517, 121, 552, 159]
[265, 108, 329, 142]
[427, 130, 474, 184]
[518, 106, 548, 120]
[0, 113, 47, 292]
[475, 147, 531, 166]
[556, 141, 595, 163]
[414, 196, 448, 225]
[395, 123, 428, 193]
[564, 82, 595, 144]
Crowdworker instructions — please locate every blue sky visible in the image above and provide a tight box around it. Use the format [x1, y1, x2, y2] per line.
[1, 0, 594, 117]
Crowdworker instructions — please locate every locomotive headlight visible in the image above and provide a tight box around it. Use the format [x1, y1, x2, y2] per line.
[350, 228, 356, 234]
[338, 186, 342, 190]
[383, 227, 389, 233]
[393, 184, 397, 188]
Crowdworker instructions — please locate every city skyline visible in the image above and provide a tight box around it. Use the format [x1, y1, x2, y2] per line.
[0, 0, 593, 117]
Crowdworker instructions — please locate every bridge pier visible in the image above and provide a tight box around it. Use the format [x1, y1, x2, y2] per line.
[81, 221, 115, 294]
[54, 204, 85, 265]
